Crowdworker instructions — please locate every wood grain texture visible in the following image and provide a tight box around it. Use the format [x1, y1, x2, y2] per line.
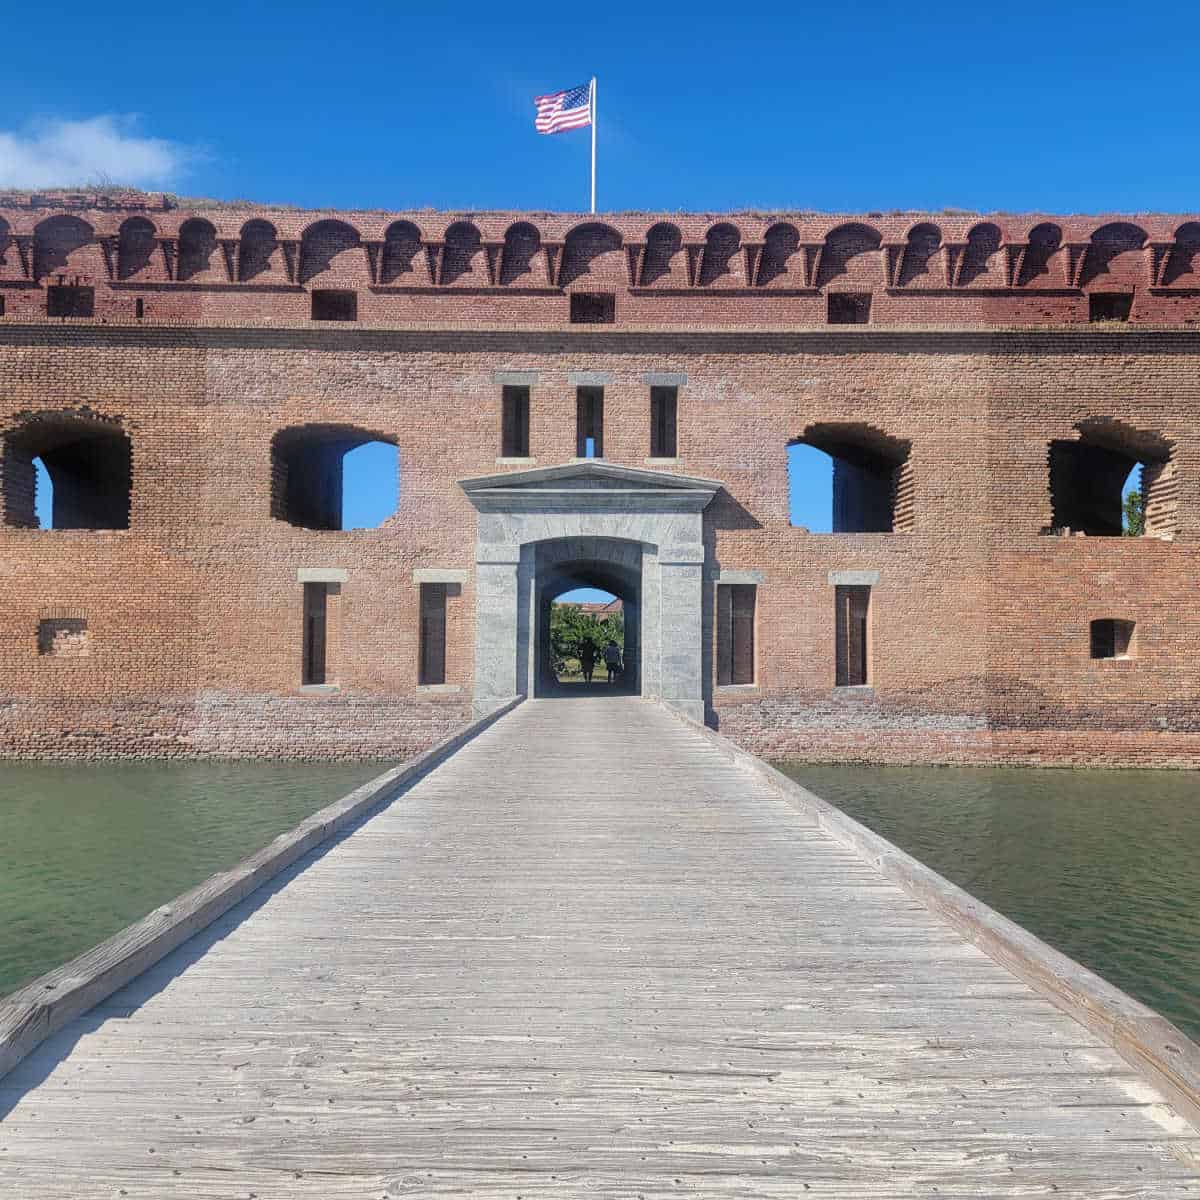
[0, 696, 521, 1080]
[670, 702, 1200, 1131]
[1, 697, 1197, 1199]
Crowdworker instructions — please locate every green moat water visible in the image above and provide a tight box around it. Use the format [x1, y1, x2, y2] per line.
[0, 760, 387, 997]
[781, 762, 1200, 1043]
[2, 758, 1197, 1050]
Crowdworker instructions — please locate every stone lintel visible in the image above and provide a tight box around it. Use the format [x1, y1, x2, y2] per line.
[297, 567, 348, 583]
[412, 568, 470, 585]
[493, 370, 538, 386]
[711, 569, 765, 584]
[568, 371, 613, 386]
[660, 545, 706, 566]
[828, 569, 881, 586]
[643, 371, 687, 387]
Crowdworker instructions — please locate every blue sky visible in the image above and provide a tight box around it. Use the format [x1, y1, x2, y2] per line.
[14, 0, 1181, 588]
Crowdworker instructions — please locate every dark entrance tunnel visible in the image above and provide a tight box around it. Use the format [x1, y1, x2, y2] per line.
[534, 546, 642, 697]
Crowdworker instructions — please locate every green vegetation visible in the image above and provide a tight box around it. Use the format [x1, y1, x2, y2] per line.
[550, 602, 624, 679]
[1123, 488, 1145, 536]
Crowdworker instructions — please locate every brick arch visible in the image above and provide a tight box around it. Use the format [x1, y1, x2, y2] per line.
[757, 223, 800, 287]
[1, 409, 132, 530]
[500, 221, 540, 286]
[33, 215, 93, 280]
[960, 222, 1002, 287]
[177, 218, 218, 282]
[1163, 221, 1200, 287]
[699, 222, 741, 286]
[117, 217, 157, 281]
[441, 221, 483, 285]
[1018, 222, 1062, 286]
[1048, 417, 1176, 538]
[559, 222, 623, 288]
[270, 423, 397, 531]
[381, 221, 422, 285]
[640, 222, 682, 286]
[1080, 222, 1147, 288]
[299, 219, 361, 285]
[816, 222, 882, 288]
[238, 220, 278, 282]
[789, 421, 913, 533]
[898, 222, 941, 287]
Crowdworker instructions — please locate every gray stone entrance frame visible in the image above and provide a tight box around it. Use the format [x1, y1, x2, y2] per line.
[459, 462, 721, 721]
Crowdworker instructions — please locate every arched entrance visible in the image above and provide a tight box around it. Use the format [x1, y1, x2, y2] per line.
[534, 537, 642, 696]
[459, 461, 721, 721]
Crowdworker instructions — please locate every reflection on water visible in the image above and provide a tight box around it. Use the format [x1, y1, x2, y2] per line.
[780, 763, 1200, 1043]
[0, 760, 388, 997]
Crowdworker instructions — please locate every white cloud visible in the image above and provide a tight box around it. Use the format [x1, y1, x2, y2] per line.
[0, 115, 193, 189]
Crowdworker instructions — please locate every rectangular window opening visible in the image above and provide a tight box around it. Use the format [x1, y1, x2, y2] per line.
[302, 582, 328, 685]
[717, 584, 756, 686]
[0, 295, 6, 317]
[1089, 293, 1132, 323]
[570, 292, 615, 324]
[576, 386, 604, 458]
[650, 385, 678, 458]
[835, 585, 871, 686]
[47, 285, 95, 318]
[827, 292, 871, 325]
[37, 617, 90, 657]
[501, 385, 530, 458]
[135, 297, 145, 319]
[1091, 618, 1134, 659]
[311, 289, 358, 321]
[420, 583, 448, 685]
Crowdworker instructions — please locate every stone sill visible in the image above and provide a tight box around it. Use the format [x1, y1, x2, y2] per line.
[569, 456, 607, 464]
[717, 684, 760, 693]
[298, 683, 339, 695]
[495, 456, 536, 465]
[417, 683, 462, 694]
[834, 685, 875, 696]
[645, 457, 679, 465]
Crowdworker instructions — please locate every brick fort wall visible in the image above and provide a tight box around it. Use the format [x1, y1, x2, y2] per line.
[1, 194, 1197, 764]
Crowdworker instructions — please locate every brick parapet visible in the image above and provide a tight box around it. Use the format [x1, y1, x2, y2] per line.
[3, 204, 1199, 329]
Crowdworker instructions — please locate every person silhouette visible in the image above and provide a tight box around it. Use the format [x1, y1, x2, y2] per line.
[579, 640, 596, 684]
[603, 640, 622, 684]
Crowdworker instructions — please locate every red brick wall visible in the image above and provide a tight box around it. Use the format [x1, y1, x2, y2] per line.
[1, 199, 1198, 764]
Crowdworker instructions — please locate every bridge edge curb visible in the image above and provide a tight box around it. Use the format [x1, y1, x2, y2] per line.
[0, 695, 524, 1082]
[662, 703, 1200, 1133]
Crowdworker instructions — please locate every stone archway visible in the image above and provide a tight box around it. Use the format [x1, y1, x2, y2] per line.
[533, 537, 642, 695]
[459, 462, 721, 721]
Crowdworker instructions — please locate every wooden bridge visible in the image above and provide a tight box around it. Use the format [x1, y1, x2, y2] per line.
[1, 697, 1198, 1197]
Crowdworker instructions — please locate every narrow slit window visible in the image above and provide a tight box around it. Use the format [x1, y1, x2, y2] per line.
[302, 583, 328, 685]
[501, 385, 530, 458]
[1090, 618, 1134, 659]
[311, 289, 358, 321]
[827, 292, 871, 325]
[47, 285, 94, 318]
[420, 583, 447, 685]
[0, 295, 6, 317]
[576, 387, 604, 458]
[717, 584, 756, 686]
[135, 298, 144, 319]
[835, 585, 871, 686]
[650, 386, 677, 458]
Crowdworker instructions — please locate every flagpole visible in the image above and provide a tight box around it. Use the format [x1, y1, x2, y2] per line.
[590, 77, 597, 214]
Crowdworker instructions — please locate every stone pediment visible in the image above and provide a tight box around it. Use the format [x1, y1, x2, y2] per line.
[459, 461, 721, 513]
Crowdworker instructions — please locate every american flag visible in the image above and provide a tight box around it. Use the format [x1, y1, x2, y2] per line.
[534, 81, 593, 134]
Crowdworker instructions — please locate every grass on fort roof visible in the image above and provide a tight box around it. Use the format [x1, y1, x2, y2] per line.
[1, 186, 1165, 219]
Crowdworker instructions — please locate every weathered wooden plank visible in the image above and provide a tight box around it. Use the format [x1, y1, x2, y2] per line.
[1, 696, 1197, 1197]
